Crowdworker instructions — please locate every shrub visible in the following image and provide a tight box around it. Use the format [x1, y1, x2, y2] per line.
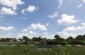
[68, 40, 85, 45]
[47, 41, 66, 45]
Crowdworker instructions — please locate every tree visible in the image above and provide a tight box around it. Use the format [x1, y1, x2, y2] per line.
[82, 34, 85, 40]
[32, 36, 42, 41]
[18, 38, 23, 42]
[0, 38, 10, 42]
[38, 36, 42, 41]
[39, 38, 47, 46]
[19, 36, 29, 45]
[54, 35, 65, 41]
[54, 35, 61, 40]
[10, 38, 17, 42]
[75, 35, 84, 40]
[22, 36, 29, 42]
[66, 36, 74, 42]
[0, 38, 17, 42]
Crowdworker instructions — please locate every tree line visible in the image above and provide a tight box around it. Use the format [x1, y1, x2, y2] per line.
[0, 34, 85, 45]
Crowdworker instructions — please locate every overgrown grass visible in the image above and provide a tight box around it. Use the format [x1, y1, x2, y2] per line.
[0, 45, 84, 55]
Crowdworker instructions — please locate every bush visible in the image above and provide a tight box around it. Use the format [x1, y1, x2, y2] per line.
[47, 41, 66, 45]
[68, 40, 85, 45]
[21, 41, 28, 45]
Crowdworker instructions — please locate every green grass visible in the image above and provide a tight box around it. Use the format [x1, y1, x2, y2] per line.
[0, 45, 84, 55]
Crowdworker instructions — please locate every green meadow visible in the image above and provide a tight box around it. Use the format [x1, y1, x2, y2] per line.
[0, 44, 85, 55]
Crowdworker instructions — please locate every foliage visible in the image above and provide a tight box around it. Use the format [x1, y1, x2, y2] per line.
[0, 45, 84, 55]
[32, 36, 42, 41]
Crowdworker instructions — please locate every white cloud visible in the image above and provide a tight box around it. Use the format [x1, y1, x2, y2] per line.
[0, 7, 17, 15]
[0, 26, 14, 31]
[27, 5, 37, 12]
[30, 23, 47, 31]
[0, 0, 24, 10]
[21, 9, 26, 14]
[22, 29, 28, 32]
[77, 0, 85, 8]
[29, 31, 37, 35]
[21, 23, 47, 38]
[58, 0, 63, 8]
[57, 23, 85, 38]
[17, 33, 29, 38]
[83, 0, 85, 2]
[21, 5, 37, 14]
[42, 32, 54, 39]
[77, 4, 83, 8]
[81, 23, 85, 26]
[57, 14, 79, 25]
[22, 27, 30, 32]
[57, 31, 76, 39]
[5, 32, 13, 38]
[22, 23, 47, 32]
[64, 26, 76, 31]
[0, 32, 14, 38]
[17, 32, 38, 39]
[64, 23, 85, 32]
[48, 12, 58, 18]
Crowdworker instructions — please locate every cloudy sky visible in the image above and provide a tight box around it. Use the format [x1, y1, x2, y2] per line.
[0, 0, 85, 39]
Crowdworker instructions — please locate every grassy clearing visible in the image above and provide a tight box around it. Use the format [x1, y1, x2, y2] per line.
[0, 45, 85, 55]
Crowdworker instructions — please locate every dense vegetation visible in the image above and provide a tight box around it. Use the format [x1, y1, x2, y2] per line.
[0, 34, 85, 45]
[0, 45, 84, 55]
[0, 34, 85, 55]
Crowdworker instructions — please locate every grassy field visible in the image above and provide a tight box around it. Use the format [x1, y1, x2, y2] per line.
[0, 45, 85, 55]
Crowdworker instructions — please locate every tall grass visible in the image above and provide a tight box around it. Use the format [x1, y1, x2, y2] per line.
[0, 45, 84, 55]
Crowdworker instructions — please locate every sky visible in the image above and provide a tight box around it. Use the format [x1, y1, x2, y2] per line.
[0, 0, 85, 39]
